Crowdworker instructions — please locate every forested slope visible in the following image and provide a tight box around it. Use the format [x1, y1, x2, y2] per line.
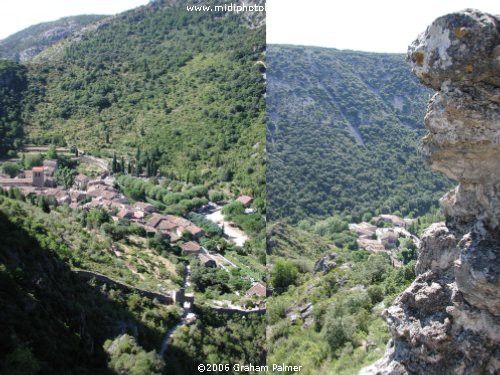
[266, 222, 416, 374]
[0, 60, 27, 157]
[21, 0, 265, 199]
[267, 45, 452, 222]
[0, 1, 266, 373]
[0, 195, 179, 374]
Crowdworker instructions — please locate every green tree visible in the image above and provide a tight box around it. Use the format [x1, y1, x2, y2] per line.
[323, 315, 357, 353]
[55, 167, 76, 189]
[104, 335, 165, 375]
[111, 152, 118, 173]
[24, 154, 43, 169]
[0, 346, 41, 375]
[46, 144, 58, 160]
[37, 195, 50, 213]
[222, 201, 245, 217]
[2, 162, 20, 177]
[86, 208, 111, 229]
[271, 260, 298, 290]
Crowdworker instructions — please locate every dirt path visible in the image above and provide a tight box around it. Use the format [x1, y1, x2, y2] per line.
[204, 207, 249, 247]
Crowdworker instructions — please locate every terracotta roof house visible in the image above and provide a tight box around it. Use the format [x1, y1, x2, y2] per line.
[180, 241, 201, 254]
[146, 214, 164, 229]
[87, 186, 106, 197]
[246, 282, 266, 298]
[43, 159, 58, 176]
[82, 199, 101, 211]
[357, 238, 386, 252]
[236, 195, 253, 207]
[55, 191, 71, 205]
[185, 224, 204, 238]
[348, 222, 377, 239]
[377, 228, 398, 249]
[101, 199, 114, 209]
[110, 200, 126, 210]
[198, 254, 216, 268]
[374, 214, 414, 228]
[158, 220, 177, 232]
[70, 190, 87, 202]
[101, 190, 118, 201]
[117, 209, 134, 220]
[134, 202, 156, 213]
[74, 174, 89, 190]
[167, 231, 182, 243]
[133, 211, 145, 219]
[166, 215, 191, 227]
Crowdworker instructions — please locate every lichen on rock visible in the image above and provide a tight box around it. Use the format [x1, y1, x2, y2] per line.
[361, 9, 500, 375]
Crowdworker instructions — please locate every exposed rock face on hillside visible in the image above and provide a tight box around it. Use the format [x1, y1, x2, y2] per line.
[362, 9, 499, 375]
[0, 16, 106, 62]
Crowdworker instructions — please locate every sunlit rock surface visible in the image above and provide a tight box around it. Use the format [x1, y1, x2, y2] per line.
[362, 9, 499, 375]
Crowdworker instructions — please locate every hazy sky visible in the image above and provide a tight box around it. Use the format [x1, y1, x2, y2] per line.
[0, 0, 150, 40]
[267, 0, 500, 53]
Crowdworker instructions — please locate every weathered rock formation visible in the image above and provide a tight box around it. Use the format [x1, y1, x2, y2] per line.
[362, 9, 499, 375]
[313, 252, 337, 273]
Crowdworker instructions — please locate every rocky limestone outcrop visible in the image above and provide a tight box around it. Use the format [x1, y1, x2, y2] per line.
[313, 252, 337, 273]
[362, 9, 499, 375]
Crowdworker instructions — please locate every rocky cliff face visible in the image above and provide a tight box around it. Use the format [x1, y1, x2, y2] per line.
[0, 15, 106, 62]
[362, 9, 499, 375]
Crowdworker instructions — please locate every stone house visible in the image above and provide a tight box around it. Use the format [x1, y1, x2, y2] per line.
[198, 254, 216, 268]
[134, 202, 156, 213]
[246, 282, 266, 298]
[43, 159, 58, 176]
[377, 228, 399, 249]
[74, 174, 89, 190]
[32, 167, 45, 187]
[117, 209, 134, 220]
[180, 241, 201, 255]
[236, 195, 253, 207]
[180, 224, 204, 239]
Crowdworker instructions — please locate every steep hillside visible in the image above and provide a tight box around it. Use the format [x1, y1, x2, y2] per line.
[0, 60, 27, 157]
[0, 1, 266, 373]
[267, 45, 452, 222]
[267, 222, 334, 261]
[266, 221, 416, 374]
[22, 0, 265, 199]
[0, 15, 107, 62]
[0, 195, 180, 374]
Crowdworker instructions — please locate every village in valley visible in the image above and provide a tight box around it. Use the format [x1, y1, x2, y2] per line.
[0, 145, 267, 325]
[349, 214, 419, 268]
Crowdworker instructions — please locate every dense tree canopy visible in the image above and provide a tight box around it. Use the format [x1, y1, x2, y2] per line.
[0, 60, 27, 157]
[267, 45, 452, 223]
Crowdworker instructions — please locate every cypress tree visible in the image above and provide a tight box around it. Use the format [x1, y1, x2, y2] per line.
[112, 153, 117, 173]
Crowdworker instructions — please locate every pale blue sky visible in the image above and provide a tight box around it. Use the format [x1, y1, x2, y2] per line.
[0, 0, 150, 39]
[268, 0, 500, 53]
